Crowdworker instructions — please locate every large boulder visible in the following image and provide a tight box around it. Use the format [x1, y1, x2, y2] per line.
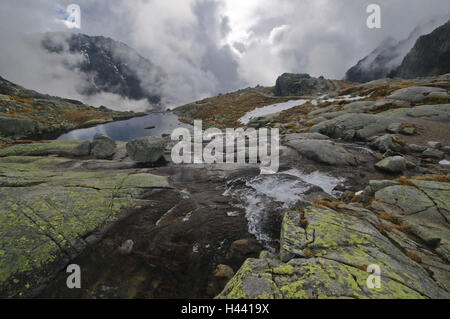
[126, 136, 165, 163]
[375, 156, 407, 173]
[91, 134, 116, 159]
[285, 139, 358, 166]
[274, 73, 335, 96]
[369, 134, 405, 153]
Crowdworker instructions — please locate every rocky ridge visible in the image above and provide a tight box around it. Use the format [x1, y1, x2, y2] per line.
[0, 76, 146, 143]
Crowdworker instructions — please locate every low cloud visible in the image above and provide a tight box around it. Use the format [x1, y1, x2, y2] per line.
[0, 0, 449, 110]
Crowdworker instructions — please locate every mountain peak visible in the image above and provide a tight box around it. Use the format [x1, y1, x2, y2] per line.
[40, 32, 165, 107]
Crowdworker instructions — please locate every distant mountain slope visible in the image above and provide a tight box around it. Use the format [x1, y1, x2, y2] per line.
[345, 18, 448, 83]
[0, 75, 144, 141]
[394, 19, 450, 79]
[41, 32, 165, 106]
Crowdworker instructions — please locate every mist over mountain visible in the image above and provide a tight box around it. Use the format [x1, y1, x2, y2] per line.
[41, 32, 164, 107]
[345, 17, 449, 83]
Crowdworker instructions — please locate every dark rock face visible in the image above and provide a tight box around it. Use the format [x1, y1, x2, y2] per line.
[344, 38, 402, 83]
[345, 19, 449, 83]
[41, 32, 164, 105]
[274, 73, 336, 96]
[394, 20, 450, 79]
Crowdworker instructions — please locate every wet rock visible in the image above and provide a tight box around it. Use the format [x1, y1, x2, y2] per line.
[388, 86, 446, 103]
[126, 136, 165, 164]
[91, 134, 116, 159]
[71, 141, 91, 157]
[285, 139, 358, 166]
[422, 148, 445, 159]
[226, 238, 261, 264]
[375, 156, 406, 173]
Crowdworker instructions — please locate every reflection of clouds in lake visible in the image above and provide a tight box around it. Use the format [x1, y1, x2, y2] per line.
[58, 114, 190, 142]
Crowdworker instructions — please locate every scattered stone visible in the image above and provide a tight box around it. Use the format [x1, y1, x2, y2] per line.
[402, 127, 415, 135]
[427, 141, 442, 149]
[409, 144, 427, 153]
[422, 148, 445, 159]
[369, 134, 404, 153]
[387, 123, 403, 134]
[126, 136, 165, 163]
[214, 264, 234, 280]
[226, 238, 261, 262]
[375, 156, 407, 173]
[442, 146, 450, 154]
[91, 134, 116, 159]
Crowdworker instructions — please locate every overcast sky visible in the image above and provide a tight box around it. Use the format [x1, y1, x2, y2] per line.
[0, 0, 449, 110]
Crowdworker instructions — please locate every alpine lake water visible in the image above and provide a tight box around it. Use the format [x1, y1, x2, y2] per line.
[58, 112, 190, 142]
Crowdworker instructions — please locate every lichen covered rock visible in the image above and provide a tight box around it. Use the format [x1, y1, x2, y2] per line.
[217, 200, 449, 299]
[0, 156, 169, 297]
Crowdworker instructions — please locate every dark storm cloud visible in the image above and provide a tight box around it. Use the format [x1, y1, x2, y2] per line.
[0, 0, 449, 110]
